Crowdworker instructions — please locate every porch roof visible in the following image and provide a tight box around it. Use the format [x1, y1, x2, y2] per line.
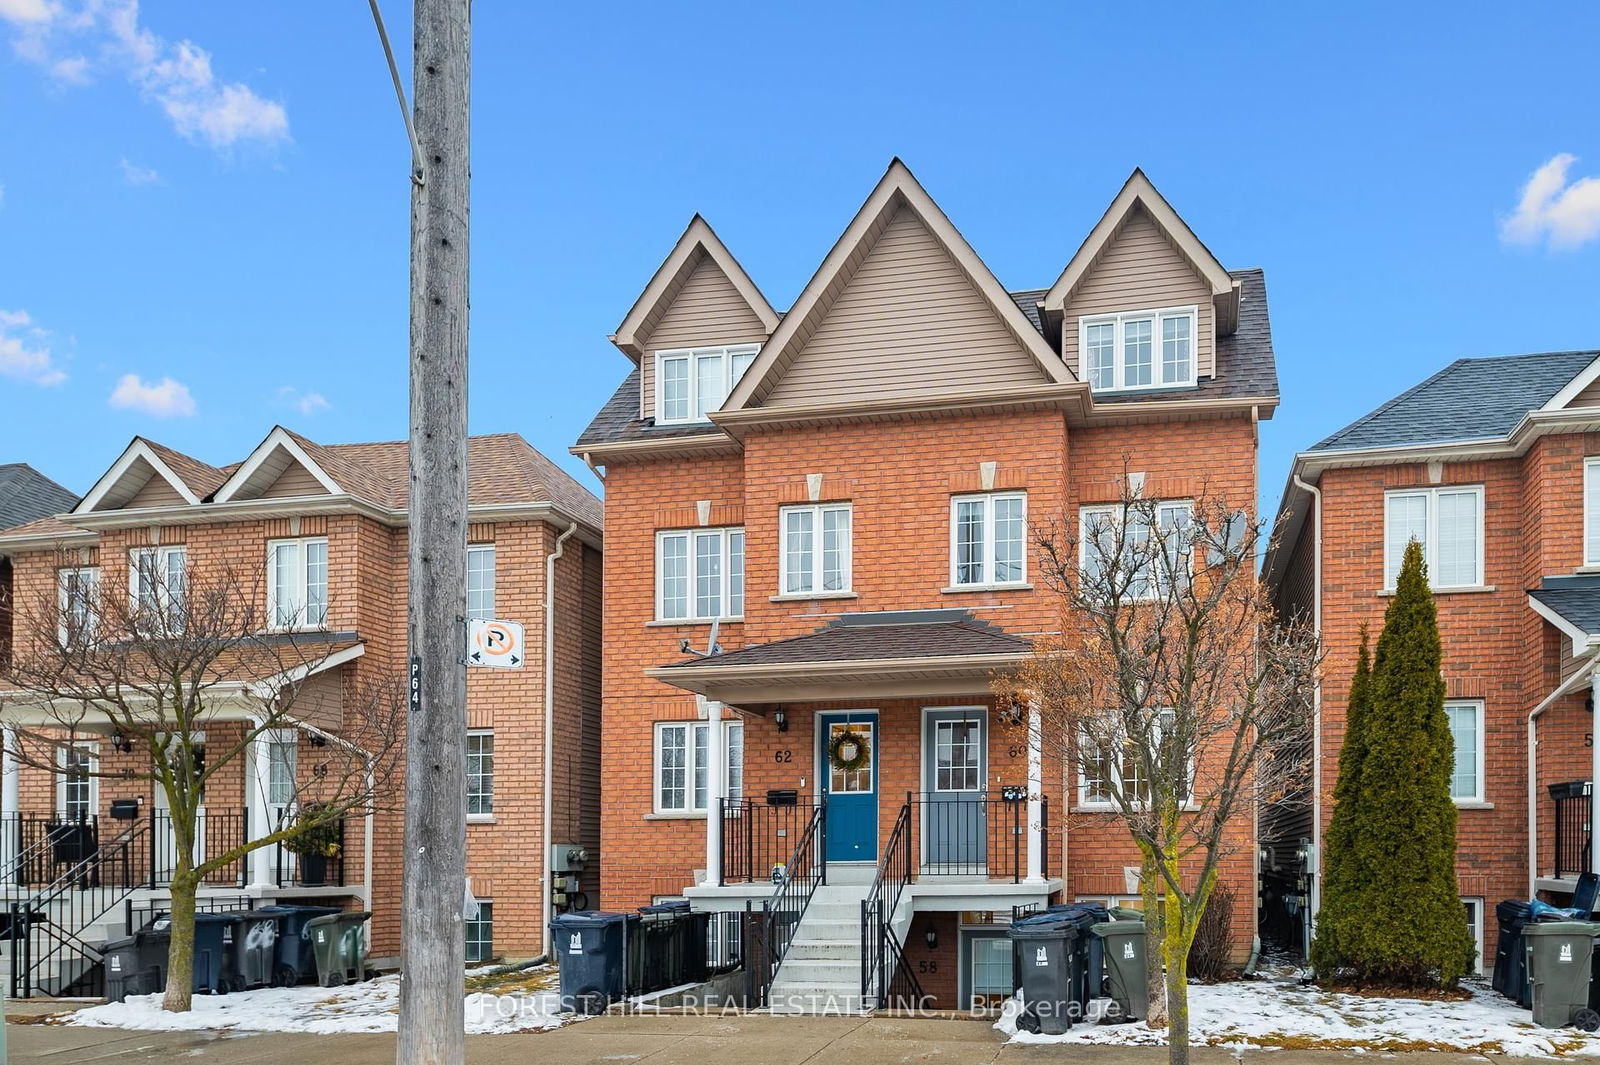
[645, 610, 1032, 704]
[1530, 576, 1600, 656]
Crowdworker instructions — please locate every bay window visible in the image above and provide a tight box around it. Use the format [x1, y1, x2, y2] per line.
[1384, 486, 1483, 590]
[657, 527, 744, 621]
[656, 345, 759, 424]
[1081, 307, 1197, 392]
[780, 503, 852, 595]
[950, 492, 1027, 587]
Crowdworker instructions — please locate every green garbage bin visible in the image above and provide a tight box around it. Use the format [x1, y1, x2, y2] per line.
[307, 910, 370, 987]
[1092, 919, 1149, 1022]
[1524, 921, 1600, 1029]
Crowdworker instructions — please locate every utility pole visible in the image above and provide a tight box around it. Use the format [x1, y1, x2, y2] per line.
[398, 0, 470, 1063]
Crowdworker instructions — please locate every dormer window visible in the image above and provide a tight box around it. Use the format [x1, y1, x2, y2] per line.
[1081, 306, 1197, 393]
[656, 345, 759, 424]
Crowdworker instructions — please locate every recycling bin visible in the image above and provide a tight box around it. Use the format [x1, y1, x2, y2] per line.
[1494, 899, 1535, 1006]
[306, 910, 370, 987]
[1524, 921, 1600, 1029]
[225, 911, 282, 991]
[1039, 904, 1108, 1004]
[1092, 919, 1149, 1022]
[101, 935, 157, 1003]
[1008, 912, 1087, 1035]
[252, 904, 343, 985]
[138, 912, 236, 994]
[551, 911, 634, 1014]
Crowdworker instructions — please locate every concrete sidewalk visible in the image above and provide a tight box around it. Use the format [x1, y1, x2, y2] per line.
[6, 1012, 1510, 1064]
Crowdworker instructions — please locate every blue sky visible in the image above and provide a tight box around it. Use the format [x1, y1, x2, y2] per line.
[2, 1, 1598, 514]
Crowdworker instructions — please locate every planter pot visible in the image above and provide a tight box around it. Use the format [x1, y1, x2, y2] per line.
[298, 853, 329, 886]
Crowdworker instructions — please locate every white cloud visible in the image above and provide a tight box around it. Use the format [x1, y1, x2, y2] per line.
[109, 373, 196, 417]
[117, 156, 159, 185]
[0, 308, 67, 386]
[2, 0, 289, 152]
[1501, 153, 1600, 250]
[278, 386, 331, 417]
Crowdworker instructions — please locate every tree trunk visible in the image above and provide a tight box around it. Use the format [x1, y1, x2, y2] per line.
[1140, 852, 1168, 1027]
[1164, 923, 1191, 1065]
[160, 870, 197, 1012]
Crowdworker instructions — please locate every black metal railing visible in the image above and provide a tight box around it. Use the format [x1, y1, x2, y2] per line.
[910, 790, 1037, 881]
[747, 799, 826, 1007]
[274, 816, 348, 887]
[2, 814, 106, 888]
[1551, 781, 1592, 879]
[718, 797, 824, 885]
[147, 809, 250, 887]
[862, 799, 920, 1009]
[125, 894, 251, 936]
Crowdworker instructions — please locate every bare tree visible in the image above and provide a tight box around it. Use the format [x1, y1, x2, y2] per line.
[995, 482, 1318, 1065]
[0, 551, 404, 1011]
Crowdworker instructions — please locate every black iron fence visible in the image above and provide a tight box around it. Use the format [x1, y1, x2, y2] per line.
[908, 791, 1045, 882]
[861, 800, 922, 1009]
[719, 797, 825, 885]
[1551, 781, 1592, 879]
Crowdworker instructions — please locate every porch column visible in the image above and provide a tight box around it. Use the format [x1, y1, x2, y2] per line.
[1026, 701, 1044, 883]
[1, 727, 18, 874]
[700, 697, 725, 887]
[1592, 672, 1600, 878]
[247, 723, 275, 889]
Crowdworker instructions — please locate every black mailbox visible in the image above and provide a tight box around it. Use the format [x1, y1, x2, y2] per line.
[765, 788, 798, 806]
[109, 800, 140, 820]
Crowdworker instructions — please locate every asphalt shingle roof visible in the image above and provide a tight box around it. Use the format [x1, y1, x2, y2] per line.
[1531, 576, 1600, 637]
[0, 464, 77, 531]
[661, 609, 1030, 670]
[1311, 351, 1600, 453]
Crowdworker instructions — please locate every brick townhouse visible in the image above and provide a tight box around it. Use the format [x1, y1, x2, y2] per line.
[0, 428, 602, 982]
[574, 161, 1280, 1010]
[1265, 350, 1600, 972]
[0, 463, 79, 669]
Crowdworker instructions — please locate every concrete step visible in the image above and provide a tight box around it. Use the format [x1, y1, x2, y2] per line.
[787, 940, 861, 961]
[765, 984, 870, 1015]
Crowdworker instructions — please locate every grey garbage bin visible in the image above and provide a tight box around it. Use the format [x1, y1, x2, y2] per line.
[1092, 919, 1149, 1022]
[252, 904, 342, 985]
[1524, 921, 1600, 1029]
[226, 911, 282, 991]
[551, 911, 635, 1015]
[1008, 913, 1087, 1035]
[307, 911, 371, 987]
[101, 935, 157, 1003]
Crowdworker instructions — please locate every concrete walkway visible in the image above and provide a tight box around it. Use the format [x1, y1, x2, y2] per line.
[6, 1012, 1514, 1064]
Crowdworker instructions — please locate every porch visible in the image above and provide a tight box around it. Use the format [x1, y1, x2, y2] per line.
[1538, 780, 1592, 896]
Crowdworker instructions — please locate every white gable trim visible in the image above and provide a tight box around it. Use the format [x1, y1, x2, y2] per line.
[611, 215, 778, 361]
[246, 642, 367, 699]
[212, 427, 343, 503]
[73, 439, 201, 513]
[1528, 593, 1597, 658]
[723, 160, 1072, 412]
[1540, 354, 1600, 412]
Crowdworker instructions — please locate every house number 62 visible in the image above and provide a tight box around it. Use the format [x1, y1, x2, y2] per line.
[773, 750, 793, 763]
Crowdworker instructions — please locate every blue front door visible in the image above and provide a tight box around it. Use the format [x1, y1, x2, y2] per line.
[820, 711, 878, 863]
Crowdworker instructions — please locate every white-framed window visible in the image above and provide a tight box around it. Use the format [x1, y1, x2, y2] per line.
[467, 545, 496, 619]
[969, 936, 1013, 1010]
[1445, 700, 1484, 804]
[653, 720, 744, 813]
[655, 345, 760, 424]
[950, 492, 1027, 587]
[1462, 897, 1484, 974]
[465, 901, 494, 964]
[657, 527, 744, 621]
[1077, 713, 1191, 809]
[1080, 306, 1198, 392]
[130, 546, 187, 628]
[57, 566, 100, 645]
[57, 744, 97, 821]
[267, 731, 297, 806]
[934, 719, 982, 791]
[1384, 486, 1484, 590]
[467, 730, 494, 817]
[267, 538, 328, 630]
[1079, 501, 1193, 599]
[1584, 458, 1600, 567]
[780, 503, 852, 596]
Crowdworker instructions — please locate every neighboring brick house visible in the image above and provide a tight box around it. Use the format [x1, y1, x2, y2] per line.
[0, 428, 602, 968]
[0, 464, 78, 672]
[1265, 350, 1600, 973]
[574, 161, 1279, 1010]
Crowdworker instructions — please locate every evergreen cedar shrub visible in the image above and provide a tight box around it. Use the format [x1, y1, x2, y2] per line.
[1311, 540, 1476, 988]
[1187, 884, 1236, 982]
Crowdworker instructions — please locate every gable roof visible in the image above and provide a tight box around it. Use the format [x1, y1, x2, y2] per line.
[1529, 576, 1600, 657]
[721, 159, 1073, 413]
[611, 215, 778, 361]
[1041, 169, 1239, 334]
[0, 464, 77, 531]
[73, 437, 222, 513]
[1310, 351, 1600, 453]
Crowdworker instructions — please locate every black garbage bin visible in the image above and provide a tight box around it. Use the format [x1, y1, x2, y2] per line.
[552, 911, 635, 1014]
[1041, 904, 1109, 1003]
[101, 935, 158, 1003]
[225, 911, 282, 991]
[1008, 913, 1086, 1035]
[1496, 899, 1535, 1006]
[252, 904, 343, 985]
[139, 912, 236, 994]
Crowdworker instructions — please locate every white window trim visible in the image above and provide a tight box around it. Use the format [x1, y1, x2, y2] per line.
[466, 728, 494, 822]
[129, 545, 187, 619]
[654, 344, 760, 425]
[655, 527, 744, 623]
[465, 900, 494, 963]
[56, 743, 99, 820]
[1446, 699, 1486, 806]
[467, 544, 496, 620]
[57, 566, 100, 646]
[652, 719, 743, 815]
[266, 537, 329, 632]
[1585, 458, 1600, 567]
[1077, 500, 1195, 601]
[1383, 485, 1486, 591]
[1075, 716, 1196, 811]
[949, 491, 1029, 589]
[779, 503, 853, 597]
[1079, 305, 1199, 393]
[1463, 896, 1485, 975]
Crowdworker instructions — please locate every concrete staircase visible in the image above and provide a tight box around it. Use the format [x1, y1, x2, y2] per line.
[767, 865, 912, 1015]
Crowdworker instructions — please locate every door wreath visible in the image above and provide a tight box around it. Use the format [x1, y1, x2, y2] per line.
[828, 728, 870, 773]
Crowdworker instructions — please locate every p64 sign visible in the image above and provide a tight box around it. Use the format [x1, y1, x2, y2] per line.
[467, 618, 525, 669]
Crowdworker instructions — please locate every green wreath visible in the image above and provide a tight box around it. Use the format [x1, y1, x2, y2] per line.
[828, 729, 870, 773]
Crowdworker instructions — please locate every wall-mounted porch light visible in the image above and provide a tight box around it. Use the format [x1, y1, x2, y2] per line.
[111, 732, 133, 754]
[925, 927, 938, 950]
[774, 708, 789, 733]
